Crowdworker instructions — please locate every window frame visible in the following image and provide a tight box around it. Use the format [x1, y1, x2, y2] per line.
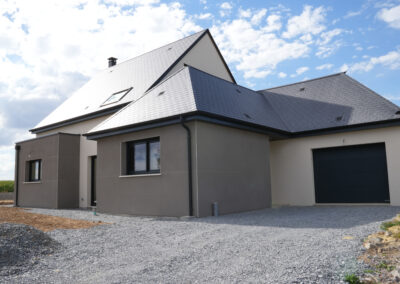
[126, 137, 160, 175]
[101, 87, 133, 107]
[28, 159, 42, 182]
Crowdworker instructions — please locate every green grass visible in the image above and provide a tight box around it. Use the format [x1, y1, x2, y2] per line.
[381, 220, 400, 231]
[0, 180, 14, 192]
[344, 274, 362, 284]
[377, 262, 395, 271]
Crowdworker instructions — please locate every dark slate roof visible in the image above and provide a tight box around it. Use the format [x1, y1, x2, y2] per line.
[258, 73, 400, 132]
[88, 66, 290, 134]
[32, 30, 207, 131]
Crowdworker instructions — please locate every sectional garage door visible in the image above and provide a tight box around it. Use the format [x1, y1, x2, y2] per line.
[313, 143, 390, 203]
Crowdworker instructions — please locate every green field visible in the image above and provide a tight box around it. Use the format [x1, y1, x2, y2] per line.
[0, 180, 14, 192]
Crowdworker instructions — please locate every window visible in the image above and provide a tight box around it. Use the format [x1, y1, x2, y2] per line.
[101, 87, 132, 106]
[28, 160, 41, 182]
[126, 138, 160, 175]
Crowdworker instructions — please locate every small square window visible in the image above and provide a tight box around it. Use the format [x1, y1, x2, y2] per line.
[126, 138, 160, 175]
[28, 160, 41, 182]
[101, 87, 132, 106]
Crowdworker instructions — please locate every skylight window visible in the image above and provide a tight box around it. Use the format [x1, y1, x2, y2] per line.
[101, 87, 132, 106]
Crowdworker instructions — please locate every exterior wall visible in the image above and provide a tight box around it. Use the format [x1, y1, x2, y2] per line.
[57, 134, 80, 208]
[193, 121, 271, 217]
[36, 115, 110, 207]
[96, 124, 190, 216]
[167, 33, 234, 83]
[270, 126, 400, 206]
[17, 135, 59, 208]
[16, 133, 80, 208]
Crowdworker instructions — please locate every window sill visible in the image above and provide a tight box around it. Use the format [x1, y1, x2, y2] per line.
[23, 181, 42, 184]
[119, 173, 162, 178]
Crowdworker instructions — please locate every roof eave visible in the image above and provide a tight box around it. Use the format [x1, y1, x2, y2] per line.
[84, 111, 290, 140]
[30, 103, 129, 134]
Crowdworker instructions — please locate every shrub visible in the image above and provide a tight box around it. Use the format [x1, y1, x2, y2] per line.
[0, 181, 14, 192]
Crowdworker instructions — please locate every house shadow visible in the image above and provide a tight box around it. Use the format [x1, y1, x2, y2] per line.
[186, 206, 400, 229]
[261, 91, 354, 132]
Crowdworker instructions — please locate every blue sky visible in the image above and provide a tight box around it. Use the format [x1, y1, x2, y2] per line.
[0, 0, 400, 179]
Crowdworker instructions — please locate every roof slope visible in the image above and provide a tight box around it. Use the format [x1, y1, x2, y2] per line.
[258, 73, 400, 132]
[88, 66, 289, 134]
[32, 30, 207, 131]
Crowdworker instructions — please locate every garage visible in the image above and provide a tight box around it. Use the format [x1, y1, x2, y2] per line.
[312, 143, 390, 203]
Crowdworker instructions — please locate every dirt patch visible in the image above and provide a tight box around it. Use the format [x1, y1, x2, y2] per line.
[0, 200, 13, 205]
[0, 207, 105, 232]
[359, 215, 400, 283]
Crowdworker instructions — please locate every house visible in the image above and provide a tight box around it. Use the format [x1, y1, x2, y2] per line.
[14, 29, 400, 217]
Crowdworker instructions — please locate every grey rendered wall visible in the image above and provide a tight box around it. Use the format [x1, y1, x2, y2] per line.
[16, 135, 59, 208]
[36, 115, 110, 208]
[193, 121, 271, 217]
[57, 134, 80, 208]
[96, 124, 190, 217]
[16, 133, 80, 209]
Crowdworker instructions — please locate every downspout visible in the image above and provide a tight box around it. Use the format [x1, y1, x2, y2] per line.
[14, 145, 21, 207]
[180, 116, 193, 217]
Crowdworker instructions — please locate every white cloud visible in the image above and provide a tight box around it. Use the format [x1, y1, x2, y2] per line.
[316, 63, 333, 70]
[220, 2, 233, 17]
[197, 13, 212, 20]
[263, 14, 282, 32]
[251, 8, 267, 25]
[340, 64, 349, 72]
[317, 29, 343, 46]
[347, 50, 400, 73]
[212, 18, 310, 79]
[283, 5, 326, 38]
[344, 10, 362, 19]
[220, 2, 232, 10]
[239, 8, 252, 18]
[291, 66, 309, 77]
[315, 28, 343, 58]
[377, 5, 400, 29]
[278, 72, 287, 78]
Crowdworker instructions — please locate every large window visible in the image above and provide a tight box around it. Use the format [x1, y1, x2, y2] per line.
[126, 138, 160, 175]
[28, 160, 41, 182]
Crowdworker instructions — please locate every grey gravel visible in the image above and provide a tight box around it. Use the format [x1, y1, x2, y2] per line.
[1, 206, 399, 283]
[0, 223, 59, 276]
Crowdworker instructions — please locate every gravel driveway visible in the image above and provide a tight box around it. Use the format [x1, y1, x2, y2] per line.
[2, 206, 399, 283]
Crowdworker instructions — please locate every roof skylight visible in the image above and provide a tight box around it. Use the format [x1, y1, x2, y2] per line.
[101, 87, 132, 106]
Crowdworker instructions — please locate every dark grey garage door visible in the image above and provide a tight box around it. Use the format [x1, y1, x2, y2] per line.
[313, 143, 390, 203]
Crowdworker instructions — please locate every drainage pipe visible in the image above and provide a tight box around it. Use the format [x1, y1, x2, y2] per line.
[14, 145, 21, 207]
[180, 116, 193, 217]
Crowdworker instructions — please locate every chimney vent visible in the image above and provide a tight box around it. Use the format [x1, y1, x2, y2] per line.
[108, 57, 117, 67]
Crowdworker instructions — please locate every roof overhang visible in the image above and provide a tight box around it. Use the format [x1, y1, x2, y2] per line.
[291, 117, 400, 138]
[84, 111, 290, 140]
[30, 103, 129, 134]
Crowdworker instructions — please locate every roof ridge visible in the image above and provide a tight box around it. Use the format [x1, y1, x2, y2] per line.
[103, 29, 207, 70]
[261, 72, 347, 91]
[258, 91, 292, 132]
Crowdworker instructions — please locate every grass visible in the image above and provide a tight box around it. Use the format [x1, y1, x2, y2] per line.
[380, 220, 400, 231]
[0, 180, 14, 192]
[344, 273, 362, 284]
[377, 262, 395, 271]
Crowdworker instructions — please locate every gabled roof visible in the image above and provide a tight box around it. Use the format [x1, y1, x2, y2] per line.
[31, 30, 209, 133]
[258, 72, 400, 133]
[87, 66, 289, 135]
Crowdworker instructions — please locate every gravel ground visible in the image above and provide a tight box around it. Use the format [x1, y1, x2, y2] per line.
[1, 206, 399, 283]
[0, 223, 59, 276]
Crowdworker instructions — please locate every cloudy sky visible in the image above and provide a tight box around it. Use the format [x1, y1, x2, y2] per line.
[1, 0, 400, 179]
